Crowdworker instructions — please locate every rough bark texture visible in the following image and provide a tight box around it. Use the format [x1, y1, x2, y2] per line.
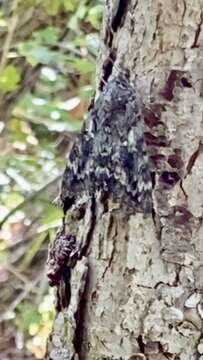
[47, 1, 203, 359]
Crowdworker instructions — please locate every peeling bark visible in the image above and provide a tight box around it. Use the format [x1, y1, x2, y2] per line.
[47, 1, 203, 359]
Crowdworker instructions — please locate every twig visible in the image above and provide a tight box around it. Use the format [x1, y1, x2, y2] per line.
[0, 274, 42, 322]
[5, 263, 29, 284]
[0, 175, 61, 229]
[0, 0, 19, 74]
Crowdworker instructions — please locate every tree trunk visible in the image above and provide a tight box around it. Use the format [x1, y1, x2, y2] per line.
[47, 1, 203, 359]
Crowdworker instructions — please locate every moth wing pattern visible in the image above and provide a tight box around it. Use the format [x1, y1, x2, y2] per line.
[60, 120, 95, 210]
[60, 72, 152, 214]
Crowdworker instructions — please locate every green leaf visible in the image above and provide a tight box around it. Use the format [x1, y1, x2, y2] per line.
[68, 4, 87, 30]
[71, 58, 95, 74]
[42, 205, 62, 225]
[16, 303, 41, 332]
[43, 0, 61, 15]
[87, 5, 103, 30]
[9, 118, 28, 142]
[62, 0, 75, 11]
[0, 65, 21, 93]
[33, 26, 60, 46]
[0, 12, 7, 27]
[18, 42, 56, 66]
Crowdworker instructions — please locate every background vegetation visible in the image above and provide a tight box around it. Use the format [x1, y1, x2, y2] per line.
[0, 0, 102, 358]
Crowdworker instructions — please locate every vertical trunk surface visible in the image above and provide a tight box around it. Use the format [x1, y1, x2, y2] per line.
[47, 1, 203, 359]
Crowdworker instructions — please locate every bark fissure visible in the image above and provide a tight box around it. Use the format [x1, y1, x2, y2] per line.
[101, 0, 131, 86]
[111, 0, 130, 33]
[186, 142, 203, 174]
[191, 11, 203, 48]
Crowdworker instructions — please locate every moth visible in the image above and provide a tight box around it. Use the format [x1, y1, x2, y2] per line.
[47, 71, 152, 290]
[60, 71, 152, 214]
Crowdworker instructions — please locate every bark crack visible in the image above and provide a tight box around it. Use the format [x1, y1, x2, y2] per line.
[111, 0, 130, 33]
[186, 142, 203, 175]
[191, 11, 203, 48]
[101, 0, 130, 87]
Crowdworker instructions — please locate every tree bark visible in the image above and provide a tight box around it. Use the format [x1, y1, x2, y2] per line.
[47, 1, 203, 359]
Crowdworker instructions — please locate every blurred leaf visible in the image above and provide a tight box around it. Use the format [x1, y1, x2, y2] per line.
[86, 33, 100, 54]
[9, 118, 29, 142]
[43, 0, 61, 15]
[0, 0, 102, 356]
[0, 12, 7, 27]
[18, 42, 56, 66]
[33, 27, 60, 46]
[2, 192, 24, 208]
[72, 58, 95, 74]
[69, 4, 87, 30]
[42, 204, 62, 225]
[0, 65, 21, 93]
[87, 5, 103, 29]
[62, 0, 76, 11]
[16, 303, 41, 332]
[0, 172, 10, 186]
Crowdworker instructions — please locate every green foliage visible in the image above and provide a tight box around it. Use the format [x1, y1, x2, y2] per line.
[0, 65, 21, 93]
[87, 4, 103, 29]
[0, 0, 102, 358]
[16, 302, 42, 333]
[18, 27, 61, 66]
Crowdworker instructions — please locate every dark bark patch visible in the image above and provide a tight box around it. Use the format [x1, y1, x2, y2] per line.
[181, 77, 192, 88]
[168, 152, 183, 169]
[160, 70, 193, 101]
[150, 154, 166, 168]
[111, 0, 130, 33]
[160, 70, 182, 101]
[145, 133, 168, 147]
[100, 50, 116, 89]
[143, 108, 163, 128]
[137, 335, 145, 353]
[160, 171, 180, 186]
[173, 206, 192, 225]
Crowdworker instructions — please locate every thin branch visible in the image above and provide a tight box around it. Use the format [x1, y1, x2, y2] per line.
[6, 263, 29, 284]
[0, 0, 19, 74]
[0, 175, 61, 229]
[0, 274, 42, 322]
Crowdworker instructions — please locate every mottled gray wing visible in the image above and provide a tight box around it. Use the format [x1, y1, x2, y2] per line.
[60, 72, 152, 214]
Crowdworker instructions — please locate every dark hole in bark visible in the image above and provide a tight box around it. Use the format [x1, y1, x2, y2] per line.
[63, 196, 75, 214]
[137, 335, 145, 353]
[160, 171, 180, 186]
[181, 77, 192, 88]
